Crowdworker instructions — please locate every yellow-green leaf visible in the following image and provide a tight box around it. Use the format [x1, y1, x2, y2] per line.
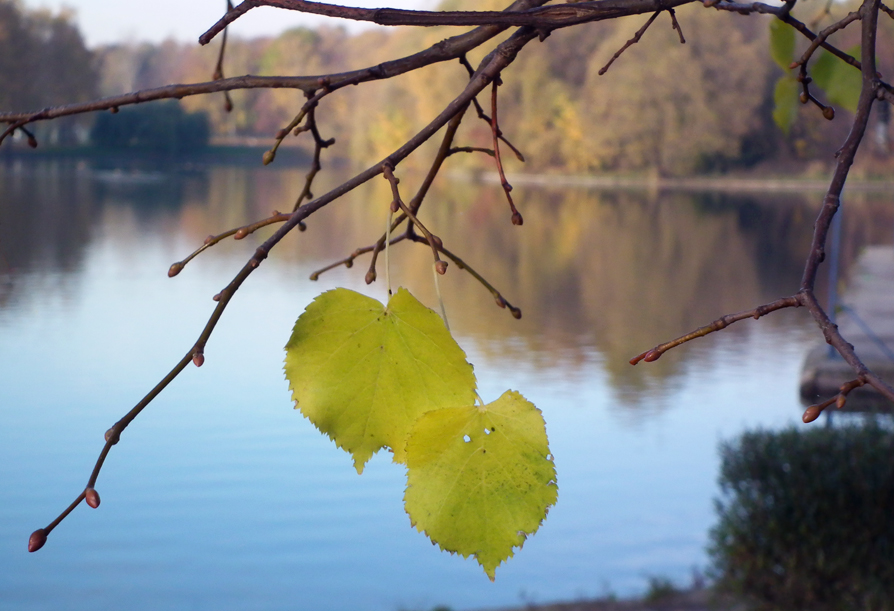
[773, 76, 799, 135]
[811, 47, 861, 114]
[284, 287, 477, 473]
[404, 391, 558, 580]
[769, 19, 796, 71]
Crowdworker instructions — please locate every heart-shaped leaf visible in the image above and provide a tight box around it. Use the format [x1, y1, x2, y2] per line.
[284, 287, 477, 473]
[404, 390, 558, 580]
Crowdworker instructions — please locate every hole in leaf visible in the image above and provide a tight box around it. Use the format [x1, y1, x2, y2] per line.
[484, 428, 491, 435]
[463, 435, 471, 443]
[546, 454, 553, 461]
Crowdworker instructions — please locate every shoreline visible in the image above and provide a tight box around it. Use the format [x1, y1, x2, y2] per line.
[481, 587, 744, 611]
[465, 170, 894, 193]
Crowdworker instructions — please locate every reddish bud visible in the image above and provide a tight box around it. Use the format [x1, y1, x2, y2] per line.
[262, 150, 275, 166]
[167, 262, 184, 278]
[309, 272, 320, 281]
[27, 135, 38, 149]
[511, 211, 524, 226]
[789, 61, 799, 70]
[224, 99, 234, 113]
[431, 235, 443, 249]
[390, 200, 400, 213]
[212, 293, 221, 302]
[802, 404, 822, 423]
[298, 221, 307, 232]
[510, 307, 522, 320]
[234, 228, 248, 240]
[822, 107, 835, 121]
[495, 297, 507, 309]
[365, 270, 377, 284]
[435, 260, 448, 275]
[110, 106, 119, 114]
[192, 353, 205, 367]
[104, 426, 119, 444]
[643, 349, 662, 362]
[276, 129, 288, 140]
[836, 394, 847, 409]
[204, 235, 215, 245]
[28, 529, 47, 552]
[85, 488, 101, 509]
[799, 92, 809, 104]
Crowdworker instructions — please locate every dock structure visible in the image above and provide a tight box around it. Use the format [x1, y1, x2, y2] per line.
[800, 245, 894, 410]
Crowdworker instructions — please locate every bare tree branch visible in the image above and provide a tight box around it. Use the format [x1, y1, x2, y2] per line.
[200, 0, 700, 44]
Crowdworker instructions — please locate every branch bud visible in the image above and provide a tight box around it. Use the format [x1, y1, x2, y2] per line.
[27, 135, 38, 149]
[167, 262, 184, 278]
[276, 129, 288, 140]
[799, 92, 809, 104]
[822, 106, 835, 121]
[262, 150, 276, 165]
[192, 353, 205, 367]
[510, 307, 522, 320]
[365, 270, 377, 284]
[431, 235, 443, 249]
[511, 211, 524, 226]
[204, 235, 215, 245]
[224, 98, 234, 113]
[234, 228, 248, 239]
[212, 293, 221, 302]
[802, 404, 822, 423]
[836, 394, 847, 409]
[435, 260, 448, 275]
[643, 349, 662, 362]
[104, 426, 119, 444]
[28, 529, 47, 552]
[85, 488, 101, 509]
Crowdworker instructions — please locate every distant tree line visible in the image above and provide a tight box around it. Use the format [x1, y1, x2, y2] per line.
[0, 0, 97, 145]
[89, 1, 892, 175]
[3, 0, 891, 172]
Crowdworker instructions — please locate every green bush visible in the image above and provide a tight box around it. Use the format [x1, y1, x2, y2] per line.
[90, 100, 209, 154]
[709, 422, 894, 610]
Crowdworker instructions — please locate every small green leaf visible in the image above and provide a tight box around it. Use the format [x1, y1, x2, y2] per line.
[811, 47, 861, 113]
[769, 19, 796, 70]
[404, 391, 558, 581]
[284, 287, 477, 473]
[773, 76, 800, 135]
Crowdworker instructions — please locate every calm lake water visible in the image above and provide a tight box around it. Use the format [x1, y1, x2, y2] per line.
[0, 160, 891, 611]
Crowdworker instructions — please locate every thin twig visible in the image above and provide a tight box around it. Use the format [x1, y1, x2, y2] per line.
[802, 378, 866, 422]
[598, 11, 660, 75]
[668, 8, 686, 43]
[630, 296, 802, 364]
[459, 55, 526, 162]
[213, 0, 236, 112]
[407, 234, 522, 319]
[490, 79, 523, 225]
[383, 164, 446, 273]
[793, 11, 861, 69]
[798, 64, 836, 120]
[291, 102, 335, 211]
[167, 212, 293, 278]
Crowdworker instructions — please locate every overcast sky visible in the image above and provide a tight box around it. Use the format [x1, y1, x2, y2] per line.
[21, 1, 436, 47]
